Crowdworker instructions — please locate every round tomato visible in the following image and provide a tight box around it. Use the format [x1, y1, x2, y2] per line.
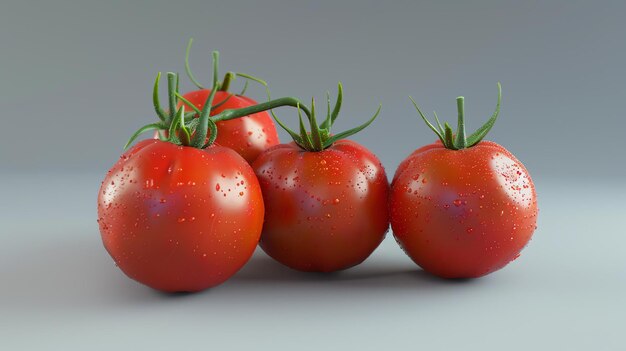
[253, 140, 390, 272]
[390, 140, 537, 278]
[391, 85, 538, 278]
[97, 139, 264, 292]
[171, 90, 279, 164]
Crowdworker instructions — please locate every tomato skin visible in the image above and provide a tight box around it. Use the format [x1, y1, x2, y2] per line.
[176, 90, 279, 163]
[252, 140, 390, 272]
[97, 139, 264, 292]
[390, 140, 538, 278]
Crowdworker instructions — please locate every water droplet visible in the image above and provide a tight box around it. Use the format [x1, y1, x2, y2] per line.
[215, 183, 221, 191]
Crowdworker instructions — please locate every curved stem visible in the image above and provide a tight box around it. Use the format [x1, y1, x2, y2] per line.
[212, 97, 311, 123]
[185, 38, 205, 89]
[153, 72, 167, 122]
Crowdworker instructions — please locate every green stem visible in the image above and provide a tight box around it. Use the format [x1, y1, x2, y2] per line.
[410, 83, 502, 150]
[185, 38, 205, 89]
[220, 72, 234, 92]
[212, 51, 220, 90]
[213, 97, 311, 123]
[455, 96, 467, 148]
[167, 73, 178, 119]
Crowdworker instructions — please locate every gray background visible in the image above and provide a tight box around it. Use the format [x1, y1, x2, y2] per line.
[1, 1, 625, 350]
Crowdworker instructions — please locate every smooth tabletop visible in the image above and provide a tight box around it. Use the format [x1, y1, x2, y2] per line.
[1, 174, 624, 350]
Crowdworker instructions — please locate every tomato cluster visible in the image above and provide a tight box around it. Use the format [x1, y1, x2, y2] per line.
[97, 42, 538, 292]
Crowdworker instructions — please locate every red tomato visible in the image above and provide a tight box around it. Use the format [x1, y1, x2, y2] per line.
[252, 140, 390, 272]
[176, 90, 279, 163]
[97, 139, 264, 292]
[390, 140, 538, 278]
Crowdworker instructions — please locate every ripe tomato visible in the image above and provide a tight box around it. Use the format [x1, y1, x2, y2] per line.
[170, 90, 279, 164]
[253, 140, 390, 272]
[390, 140, 537, 278]
[97, 139, 264, 292]
[390, 84, 538, 278]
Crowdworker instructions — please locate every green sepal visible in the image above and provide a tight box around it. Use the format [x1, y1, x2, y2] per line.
[152, 72, 168, 122]
[466, 82, 501, 147]
[239, 80, 249, 95]
[410, 82, 502, 150]
[409, 96, 445, 144]
[330, 82, 343, 126]
[271, 83, 379, 151]
[298, 104, 314, 150]
[185, 38, 205, 89]
[235, 72, 268, 90]
[212, 93, 234, 111]
[202, 118, 218, 148]
[322, 91, 332, 132]
[175, 93, 202, 115]
[320, 82, 343, 129]
[274, 112, 304, 146]
[443, 122, 456, 150]
[309, 98, 323, 150]
[177, 106, 191, 146]
[124, 122, 165, 150]
[323, 104, 381, 148]
[191, 85, 218, 148]
[433, 111, 445, 136]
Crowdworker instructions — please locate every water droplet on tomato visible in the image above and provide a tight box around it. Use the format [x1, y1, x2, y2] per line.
[215, 183, 221, 191]
[144, 179, 154, 188]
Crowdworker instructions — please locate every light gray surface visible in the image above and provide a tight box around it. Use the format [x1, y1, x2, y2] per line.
[1, 174, 625, 350]
[2, 1, 626, 350]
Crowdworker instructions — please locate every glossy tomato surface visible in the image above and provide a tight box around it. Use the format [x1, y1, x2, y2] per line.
[177, 90, 279, 163]
[97, 139, 264, 292]
[390, 140, 538, 278]
[253, 140, 390, 272]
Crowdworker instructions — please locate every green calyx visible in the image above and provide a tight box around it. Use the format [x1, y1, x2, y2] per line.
[124, 71, 218, 150]
[124, 70, 309, 150]
[409, 82, 502, 150]
[271, 82, 382, 151]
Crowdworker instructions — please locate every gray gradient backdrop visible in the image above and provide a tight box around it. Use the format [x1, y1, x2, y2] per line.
[1, 1, 625, 350]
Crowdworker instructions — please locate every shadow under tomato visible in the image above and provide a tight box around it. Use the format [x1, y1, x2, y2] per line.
[231, 250, 481, 290]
